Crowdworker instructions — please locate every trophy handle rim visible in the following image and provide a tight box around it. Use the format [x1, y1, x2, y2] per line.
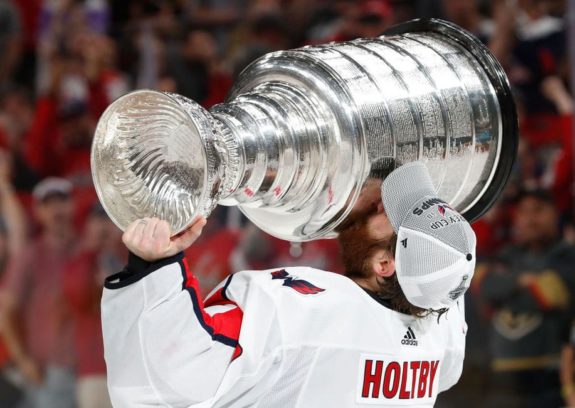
[385, 18, 519, 223]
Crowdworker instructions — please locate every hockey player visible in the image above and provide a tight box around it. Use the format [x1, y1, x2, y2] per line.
[102, 162, 476, 407]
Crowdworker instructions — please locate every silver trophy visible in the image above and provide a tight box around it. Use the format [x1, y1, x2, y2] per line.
[91, 19, 517, 241]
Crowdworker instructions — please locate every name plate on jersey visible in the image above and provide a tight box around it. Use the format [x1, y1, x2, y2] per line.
[356, 354, 440, 405]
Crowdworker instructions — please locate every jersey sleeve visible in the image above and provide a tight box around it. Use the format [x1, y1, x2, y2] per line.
[438, 298, 467, 393]
[101, 252, 243, 408]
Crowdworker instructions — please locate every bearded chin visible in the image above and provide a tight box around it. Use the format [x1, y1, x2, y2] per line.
[337, 218, 378, 279]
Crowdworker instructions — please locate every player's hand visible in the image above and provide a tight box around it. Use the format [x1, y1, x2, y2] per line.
[122, 217, 207, 262]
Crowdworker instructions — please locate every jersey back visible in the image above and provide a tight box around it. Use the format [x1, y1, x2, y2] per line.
[206, 266, 467, 408]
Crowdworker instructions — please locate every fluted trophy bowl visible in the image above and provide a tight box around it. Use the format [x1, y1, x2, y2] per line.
[91, 19, 517, 241]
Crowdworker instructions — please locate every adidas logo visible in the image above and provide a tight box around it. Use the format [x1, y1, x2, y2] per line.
[401, 327, 418, 346]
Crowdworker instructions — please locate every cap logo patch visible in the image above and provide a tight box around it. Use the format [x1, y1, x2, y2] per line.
[438, 205, 446, 217]
[412, 198, 447, 216]
[448, 275, 469, 300]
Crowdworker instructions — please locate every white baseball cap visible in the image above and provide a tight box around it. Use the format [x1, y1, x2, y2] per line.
[32, 177, 73, 202]
[381, 162, 476, 310]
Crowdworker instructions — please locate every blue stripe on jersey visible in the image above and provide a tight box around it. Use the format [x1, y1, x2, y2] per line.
[178, 259, 239, 349]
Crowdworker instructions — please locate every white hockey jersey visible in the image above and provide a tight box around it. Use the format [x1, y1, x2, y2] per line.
[102, 252, 467, 408]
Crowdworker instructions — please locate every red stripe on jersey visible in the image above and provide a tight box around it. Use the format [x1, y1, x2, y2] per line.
[181, 257, 243, 358]
[232, 344, 243, 361]
[210, 307, 243, 343]
[183, 257, 195, 287]
[204, 283, 234, 307]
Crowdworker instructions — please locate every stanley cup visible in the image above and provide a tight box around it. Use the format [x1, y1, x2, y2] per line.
[91, 19, 518, 241]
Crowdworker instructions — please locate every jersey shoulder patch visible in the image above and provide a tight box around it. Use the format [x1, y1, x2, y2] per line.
[270, 269, 325, 295]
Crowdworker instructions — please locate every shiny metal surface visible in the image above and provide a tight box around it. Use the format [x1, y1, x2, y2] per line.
[91, 19, 517, 241]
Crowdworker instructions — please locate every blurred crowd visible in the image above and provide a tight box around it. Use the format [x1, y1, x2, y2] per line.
[0, 0, 572, 407]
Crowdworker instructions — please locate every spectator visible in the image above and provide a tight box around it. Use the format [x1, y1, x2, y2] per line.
[36, 0, 112, 95]
[0, 148, 28, 407]
[476, 188, 575, 407]
[0, 150, 27, 262]
[11, 0, 39, 87]
[117, 1, 181, 90]
[0, 85, 42, 201]
[350, 0, 394, 39]
[0, 0, 22, 85]
[472, 203, 510, 260]
[166, 28, 232, 106]
[22, 45, 120, 225]
[63, 204, 123, 408]
[502, 0, 569, 115]
[228, 8, 291, 78]
[185, 0, 244, 50]
[513, 94, 574, 217]
[331, 0, 393, 42]
[440, 0, 494, 43]
[0, 85, 33, 151]
[0, 177, 77, 408]
[560, 323, 575, 408]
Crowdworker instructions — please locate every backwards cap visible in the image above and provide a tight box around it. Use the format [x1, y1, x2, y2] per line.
[381, 162, 476, 310]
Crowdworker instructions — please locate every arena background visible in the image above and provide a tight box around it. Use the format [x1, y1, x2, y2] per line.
[0, 0, 572, 407]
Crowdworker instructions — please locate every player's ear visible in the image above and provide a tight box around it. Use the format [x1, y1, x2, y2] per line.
[371, 248, 395, 278]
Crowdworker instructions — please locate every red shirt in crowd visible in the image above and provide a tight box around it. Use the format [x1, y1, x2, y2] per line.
[2, 236, 77, 368]
[23, 95, 99, 226]
[62, 250, 107, 376]
[521, 113, 573, 214]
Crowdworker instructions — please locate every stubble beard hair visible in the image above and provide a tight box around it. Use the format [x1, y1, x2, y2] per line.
[337, 217, 429, 317]
[337, 214, 387, 280]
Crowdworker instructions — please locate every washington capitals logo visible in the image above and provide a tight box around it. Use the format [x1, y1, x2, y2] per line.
[271, 270, 325, 295]
[438, 205, 446, 217]
[438, 203, 454, 217]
